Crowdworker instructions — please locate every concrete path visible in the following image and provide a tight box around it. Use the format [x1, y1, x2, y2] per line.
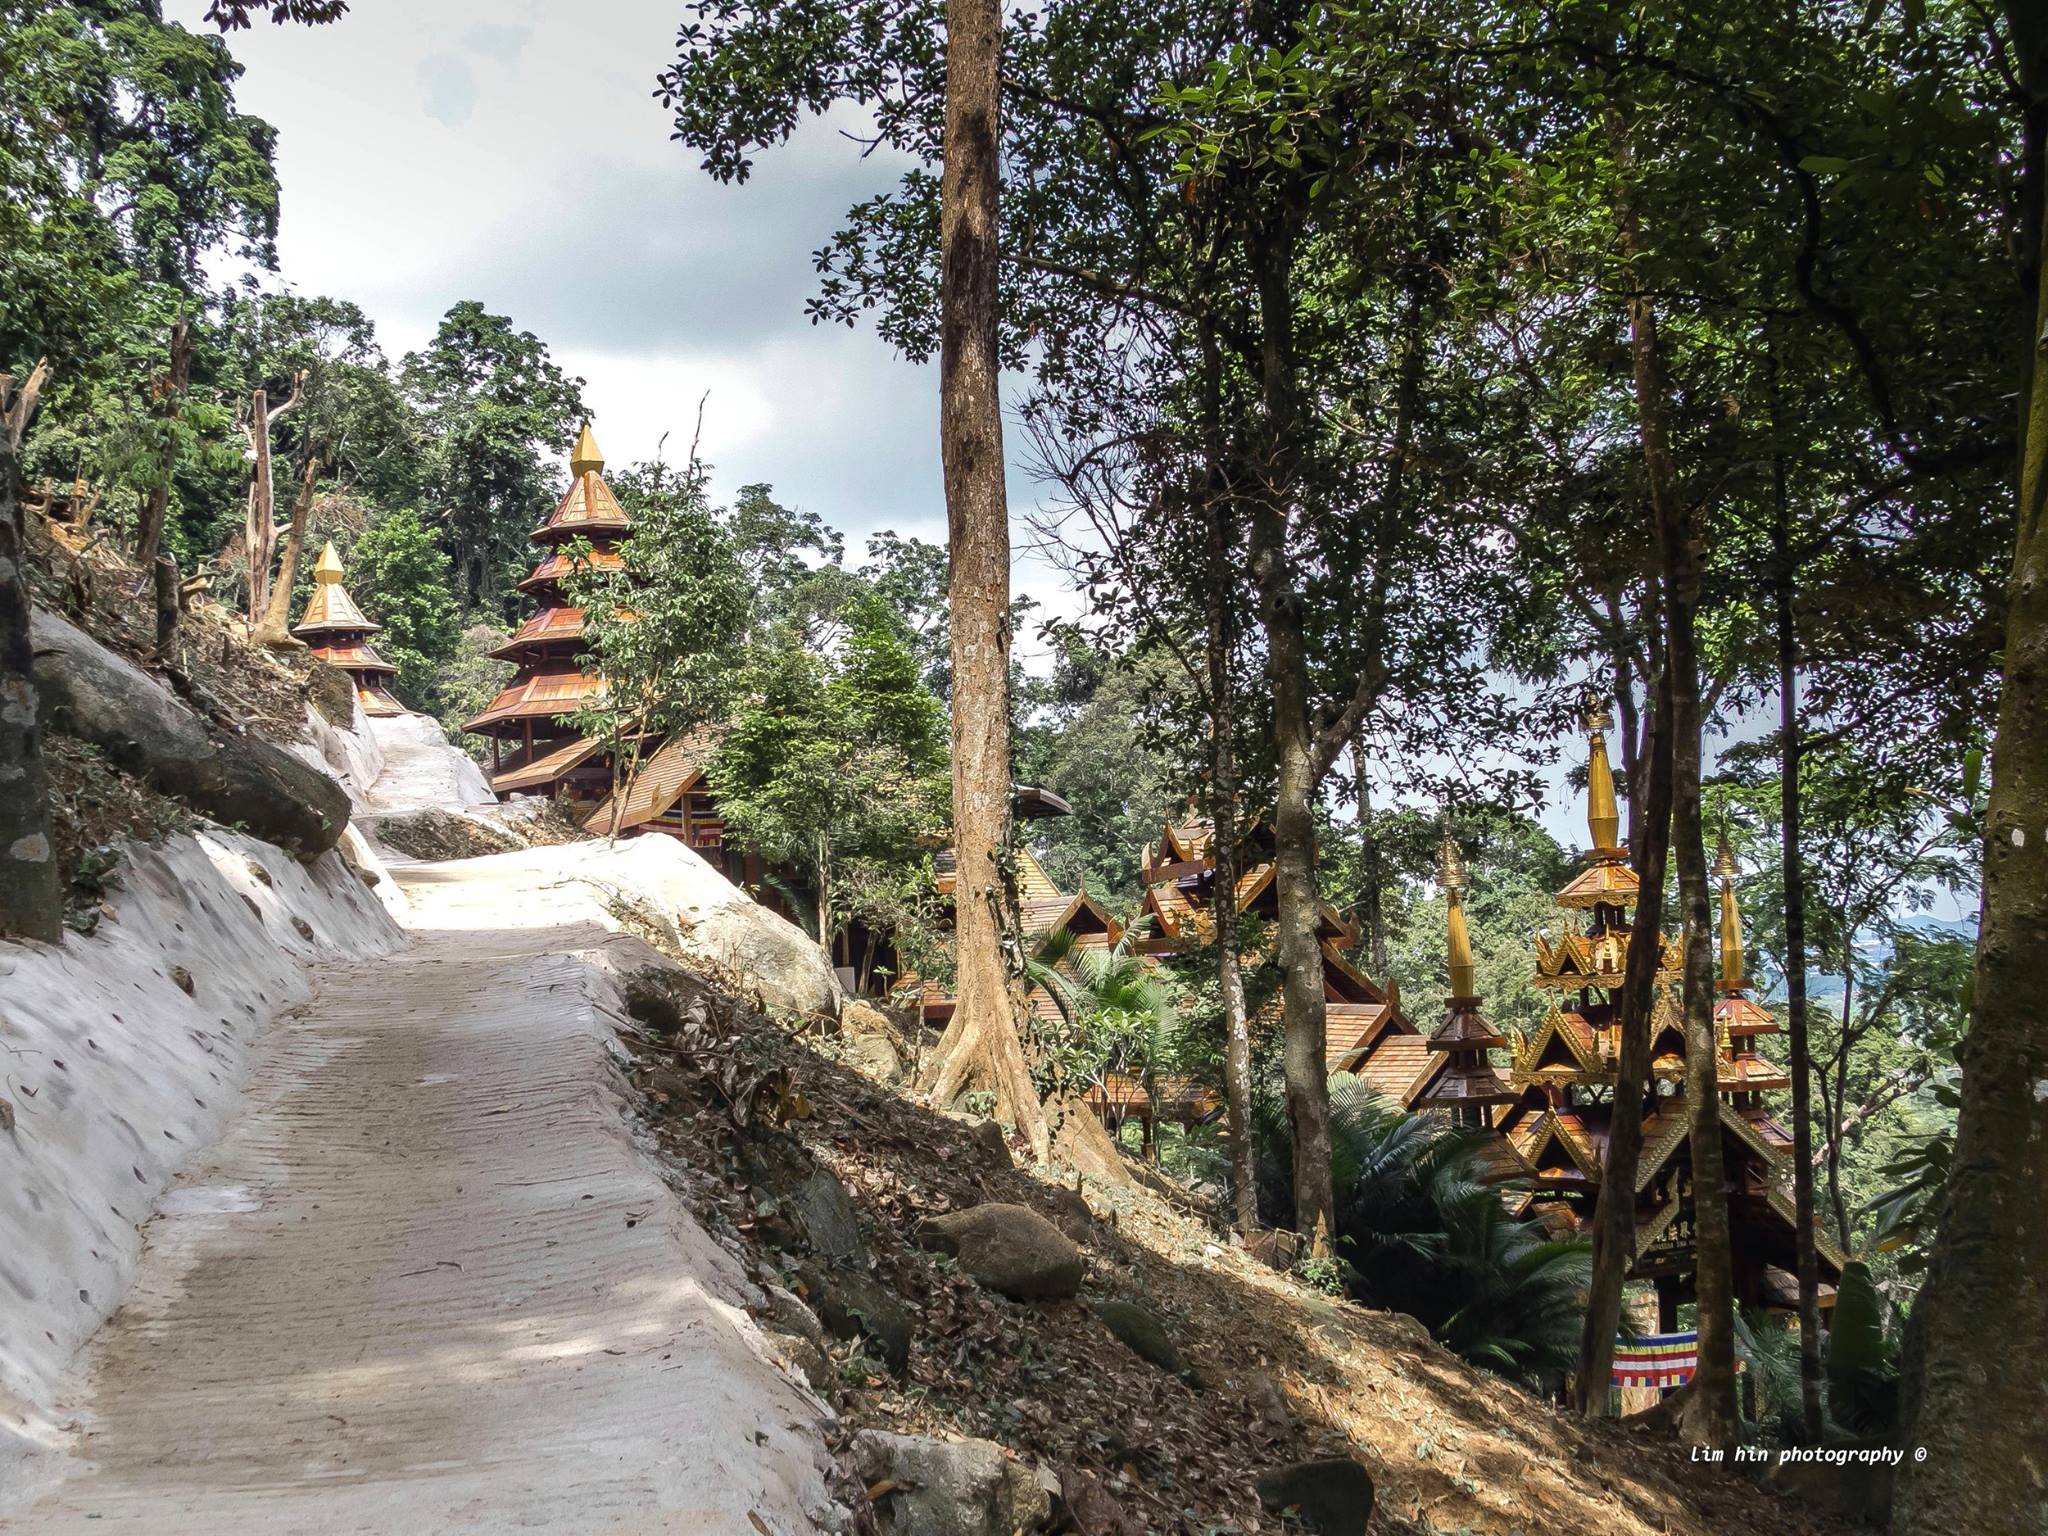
[5, 854, 835, 1535]
[359, 713, 495, 816]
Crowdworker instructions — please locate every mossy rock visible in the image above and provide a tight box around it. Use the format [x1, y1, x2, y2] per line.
[1092, 1298, 1191, 1379]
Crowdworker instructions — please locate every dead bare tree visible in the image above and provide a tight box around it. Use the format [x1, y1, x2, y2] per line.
[240, 370, 306, 629]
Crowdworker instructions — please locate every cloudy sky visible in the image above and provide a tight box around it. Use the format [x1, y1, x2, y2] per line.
[174, 0, 1082, 653]
[174, 2, 1917, 889]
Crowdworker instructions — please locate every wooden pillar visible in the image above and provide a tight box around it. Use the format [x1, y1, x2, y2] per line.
[1657, 1278, 1680, 1333]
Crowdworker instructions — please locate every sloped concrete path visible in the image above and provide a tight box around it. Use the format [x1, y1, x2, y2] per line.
[6, 855, 835, 1535]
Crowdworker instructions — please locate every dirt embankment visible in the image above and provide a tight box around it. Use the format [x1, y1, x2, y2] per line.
[614, 977, 1850, 1536]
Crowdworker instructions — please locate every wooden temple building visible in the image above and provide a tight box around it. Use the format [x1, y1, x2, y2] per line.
[294, 542, 404, 719]
[1380, 710, 1846, 1323]
[463, 424, 632, 804]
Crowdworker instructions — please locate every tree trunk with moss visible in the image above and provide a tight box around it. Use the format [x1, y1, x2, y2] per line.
[0, 364, 59, 943]
[1894, 12, 2048, 1530]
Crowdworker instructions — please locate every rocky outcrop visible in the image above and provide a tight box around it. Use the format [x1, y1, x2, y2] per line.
[801, 1262, 912, 1374]
[918, 1203, 1084, 1301]
[30, 609, 349, 855]
[1254, 1458, 1375, 1535]
[851, 1430, 1056, 1536]
[565, 836, 840, 1019]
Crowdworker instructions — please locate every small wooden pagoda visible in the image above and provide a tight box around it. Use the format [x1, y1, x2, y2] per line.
[293, 542, 403, 719]
[1412, 833, 1518, 1129]
[463, 424, 630, 801]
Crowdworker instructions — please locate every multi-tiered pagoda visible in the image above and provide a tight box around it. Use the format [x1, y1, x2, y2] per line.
[293, 542, 403, 719]
[1412, 834, 1517, 1129]
[463, 424, 630, 801]
[1488, 709, 1843, 1324]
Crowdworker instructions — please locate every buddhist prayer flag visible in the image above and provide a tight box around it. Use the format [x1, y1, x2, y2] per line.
[1613, 1332, 1698, 1389]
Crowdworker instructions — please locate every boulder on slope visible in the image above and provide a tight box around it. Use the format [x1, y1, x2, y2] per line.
[918, 1203, 1084, 1301]
[851, 1430, 1056, 1536]
[30, 608, 349, 855]
[588, 837, 840, 1018]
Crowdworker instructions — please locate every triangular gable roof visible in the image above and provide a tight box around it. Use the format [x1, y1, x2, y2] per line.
[1635, 1098, 1796, 1195]
[1514, 1007, 1607, 1083]
[1555, 857, 1640, 909]
[1020, 890, 1122, 942]
[1511, 1108, 1603, 1180]
[1014, 847, 1064, 902]
[579, 730, 711, 836]
[1321, 942, 1394, 1009]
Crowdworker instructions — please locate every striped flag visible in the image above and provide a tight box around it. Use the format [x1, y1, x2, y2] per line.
[1613, 1331, 1698, 1389]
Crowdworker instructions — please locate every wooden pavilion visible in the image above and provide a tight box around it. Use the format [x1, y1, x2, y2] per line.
[293, 542, 404, 719]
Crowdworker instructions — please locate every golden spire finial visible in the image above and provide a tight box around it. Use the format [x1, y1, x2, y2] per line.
[1584, 701, 1620, 852]
[1440, 830, 1477, 1000]
[312, 541, 344, 585]
[1715, 832, 1745, 991]
[570, 422, 603, 476]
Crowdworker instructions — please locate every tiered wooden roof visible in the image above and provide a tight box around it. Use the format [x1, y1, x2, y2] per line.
[292, 542, 403, 719]
[1490, 709, 1841, 1310]
[1138, 816, 1358, 951]
[1406, 835, 1516, 1123]
[464, 425, 633, 799]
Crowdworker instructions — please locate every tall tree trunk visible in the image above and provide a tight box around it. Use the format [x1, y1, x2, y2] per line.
[815, 832, 832, 958]
[1576, 654, 1673, 1414]
[1354, 734, 1389, 978]
[135, 317, 191, 569]
[0, 363, 60, 943]
[242, 371, 304, 627]
[244, 388, 273, 625]
[255, 456, 319, 647]
[1771, 451, 1825, 1443]
[1248, 213, 1335, 1254]
[153, 554, 181, 662]
[918, 0, 1049, 1161]
[1895, 17, 2048, 1528]
[1613, 142, 1738, 1444]
[1829, 974, 1856, 1250]
[1197, 309, 1258, 1235]
[1206, 516, 1257, 1232]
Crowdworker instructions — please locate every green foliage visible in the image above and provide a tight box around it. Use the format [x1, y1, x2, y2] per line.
[348, 508, 461, 705]
[710, 589, 949, 947]
[400, 301, 585, 612]
[1825, 1261, 1899, 1436]
[564, 463, 753, 789]
[858, 530, 950, 695]
[433, 623, 514, 759]
[1031, 925, 1185, 1104]
[1015, 635, 1182, 904]
[1254, 1078, 1589, 1392]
